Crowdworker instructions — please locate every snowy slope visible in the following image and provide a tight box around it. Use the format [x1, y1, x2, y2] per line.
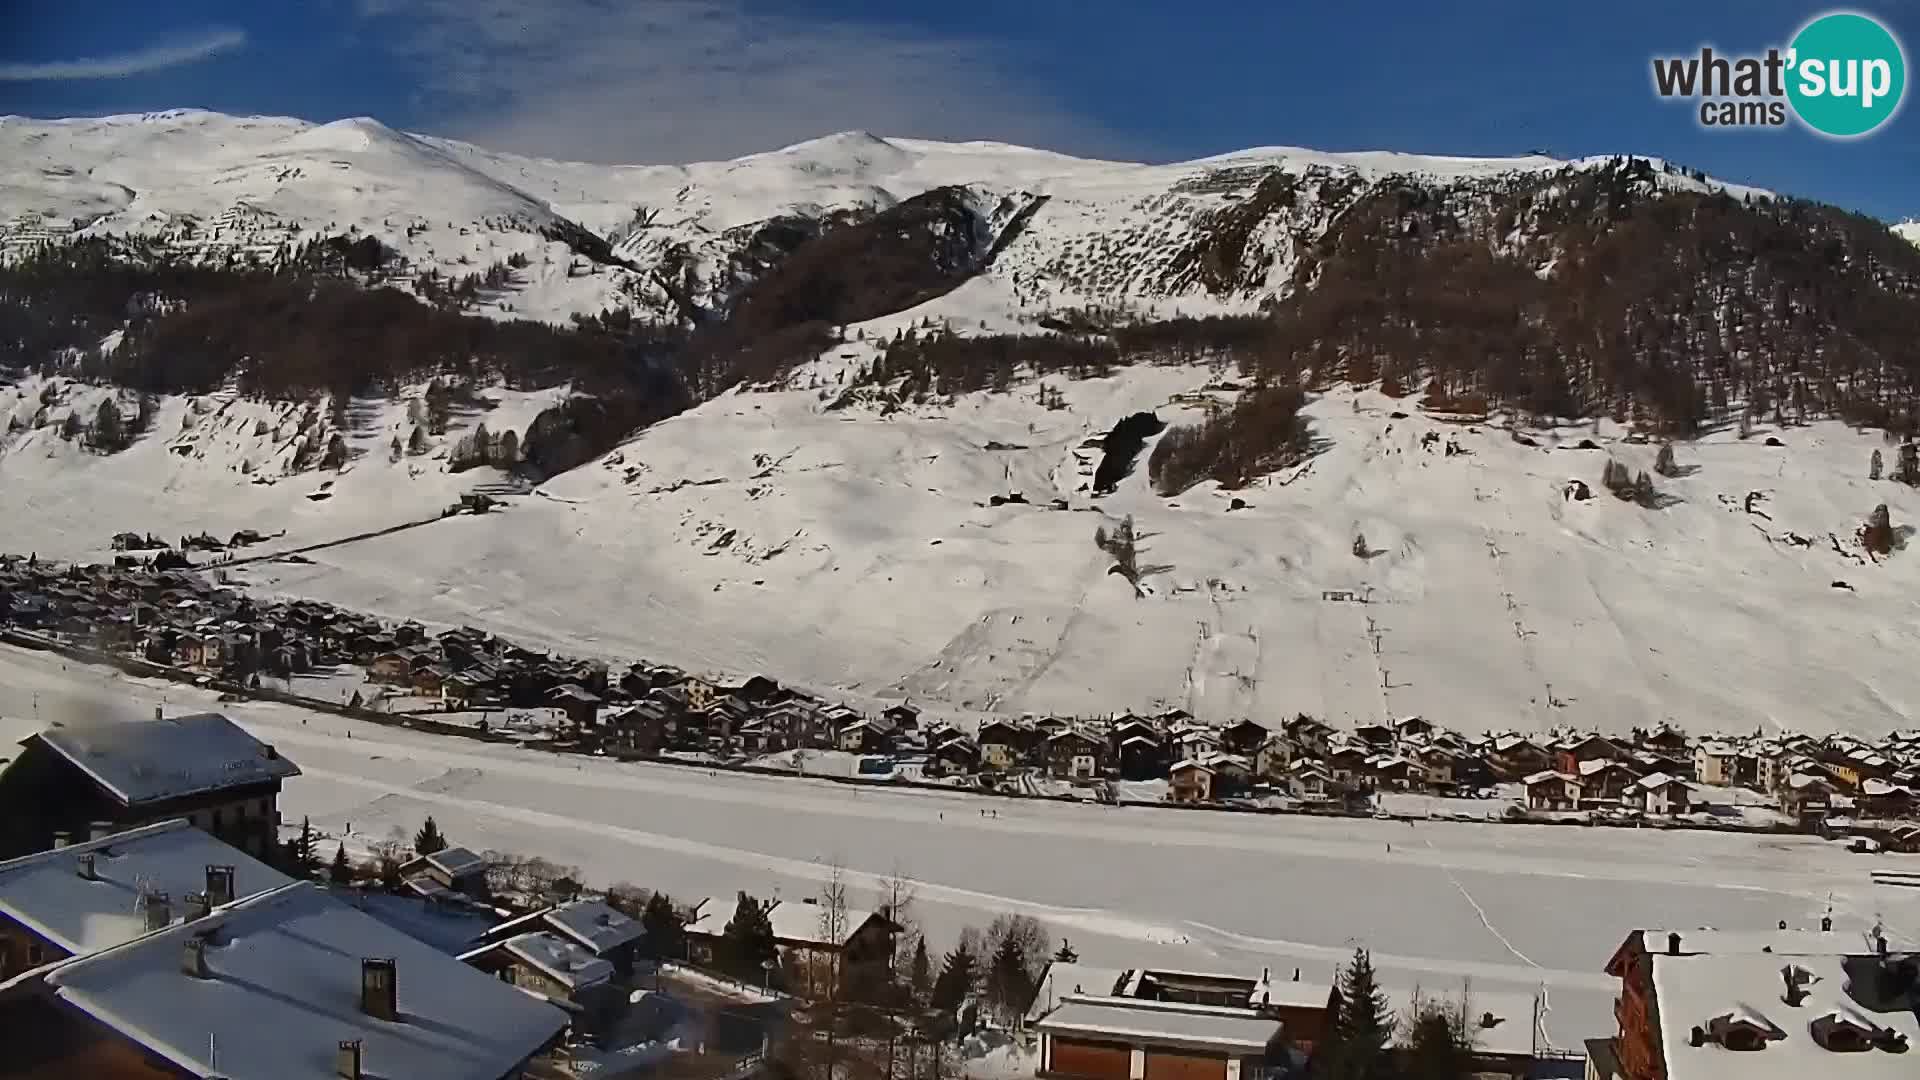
[0, 110, 1773, 327]
[1898, 220, 1920, 248]
[0, 373, 563, 555]
[118, 367, 1909, 740]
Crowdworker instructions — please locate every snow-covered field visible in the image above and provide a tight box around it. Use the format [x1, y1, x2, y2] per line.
[1, 644, 1916, 1050]
[8, 363, 1920, 738]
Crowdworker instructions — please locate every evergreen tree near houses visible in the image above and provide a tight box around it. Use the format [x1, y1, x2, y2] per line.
[909, 936, 934, 1004]
[412, 816, 447, 856]
[1314, 948, 1393, 1080]
[1399, 997, 1474, 1080]
[329, 842, 353, 885]
[288, 817, 317, 877]
[930, 939, 978, 1014]
[719, 891, 778, 983]
[641, 891, 685, 960]
[987, 929, 1035, 1023]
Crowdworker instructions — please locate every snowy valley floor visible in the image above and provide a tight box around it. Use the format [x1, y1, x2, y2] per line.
[2, 645, 1916, 1050]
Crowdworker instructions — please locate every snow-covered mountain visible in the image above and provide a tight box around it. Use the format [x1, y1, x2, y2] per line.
[0, 109, 1771, 327]
[7, 111, 1920, 740]
[1898, 220, 1920, 248]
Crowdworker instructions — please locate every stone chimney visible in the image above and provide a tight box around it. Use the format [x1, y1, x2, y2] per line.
[1822, 915, 1834, 932]
[185, 890, 212, 922]
[154, 705, 163, 721]
[1667, 932, 1681, 956]
[359, 958, 398, 1022]
[143, 891, 172, 932]
[76, 853, 97, 880]
[90, 821, 116, 841]
[51, 830, 71, 850]
[335, 1039, 363, 1080]
[182, 936, 211, 979]
[206, 865, 236, 907]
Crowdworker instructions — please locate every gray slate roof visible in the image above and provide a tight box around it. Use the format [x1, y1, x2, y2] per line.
[41, 881, 568, 1080]
[30, 712, 299, 806]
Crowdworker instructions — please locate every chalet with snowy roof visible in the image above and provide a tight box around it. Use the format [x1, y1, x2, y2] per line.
[1282, 716, 1334, 758]
[1047, 727, 1107, 779]
[1523, 771, 1582, 811]
[1253, 737, 1291, 780]
[477, 898, 645, 977]
[881, 702, 921, 731]
[0, 820, 290, 980]
[1324, 746, 1370, 784]
[1220, 719, 1267, 756]
[926, 733, 980, 776]
[1858, 778, 1916, 819]
[1628, 773, 1695, 816]
[1553, 734, 1622, 776]
[546, 683, 603, 729]
[1597, 925, 1918, 1080]
[1352, 722, 1394, 749]
[399, 846, 491, 903]
[1169, 760, 1216, 804]
[0, 711, 298, 860]
[1113, 726, 1167, 776]
[1578, 758, 1641, 804]
[683, 896, 898, 997]
[1, 881, 568, 1080]
[459, 931, 621, 1036]
[1283, 761, 1335, 802]
[1027, 964, 1315, 1080]
[1695, 741, 1740, 786]
[1393, 716, 1433, 740]
[1781, 774, 1838, 820]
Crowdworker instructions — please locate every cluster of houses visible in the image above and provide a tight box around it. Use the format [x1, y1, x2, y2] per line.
[1510, 727, 1920, 836]
[6, 554, 1920, 839]
[0, 709, 902, 1078]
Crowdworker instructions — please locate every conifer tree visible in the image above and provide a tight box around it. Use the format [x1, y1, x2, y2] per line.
[412, 816, 447, 855]
[988, 930, 1034, 1022]
[720, 891, 778, 981]
[930, 939, 977, 1013]
[329, 842, 352, 885]
[910, 937, 934, 1004]
[641, 891, 684, 960]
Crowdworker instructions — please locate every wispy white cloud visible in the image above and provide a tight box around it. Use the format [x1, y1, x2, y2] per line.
[353, 0, 1138, 164]
[0, 28, 248, 82]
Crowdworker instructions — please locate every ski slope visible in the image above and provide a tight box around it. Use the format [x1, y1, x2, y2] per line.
[0, 643, 1913, 1050]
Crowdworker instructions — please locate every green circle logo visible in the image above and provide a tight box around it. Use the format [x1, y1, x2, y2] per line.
[1787, 12, 1906, 137]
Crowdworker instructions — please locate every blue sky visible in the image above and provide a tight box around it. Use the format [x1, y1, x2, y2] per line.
[2, 1, 1915, 221]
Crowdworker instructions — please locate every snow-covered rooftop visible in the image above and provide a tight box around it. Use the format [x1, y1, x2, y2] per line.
[1035, 994, 1283, 1052]
[329, 889, 495, 955]
[499, 930, 614, 990]
[410, 846, 487, 878]
[41, 882, 568, 1080]
[1651, 951, 1919, 1079]
[0, 819, 289, 955]
[542, 899, 644, 955]
[1026, 961, 1129, 1022]
[27, 711, 299, 806]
